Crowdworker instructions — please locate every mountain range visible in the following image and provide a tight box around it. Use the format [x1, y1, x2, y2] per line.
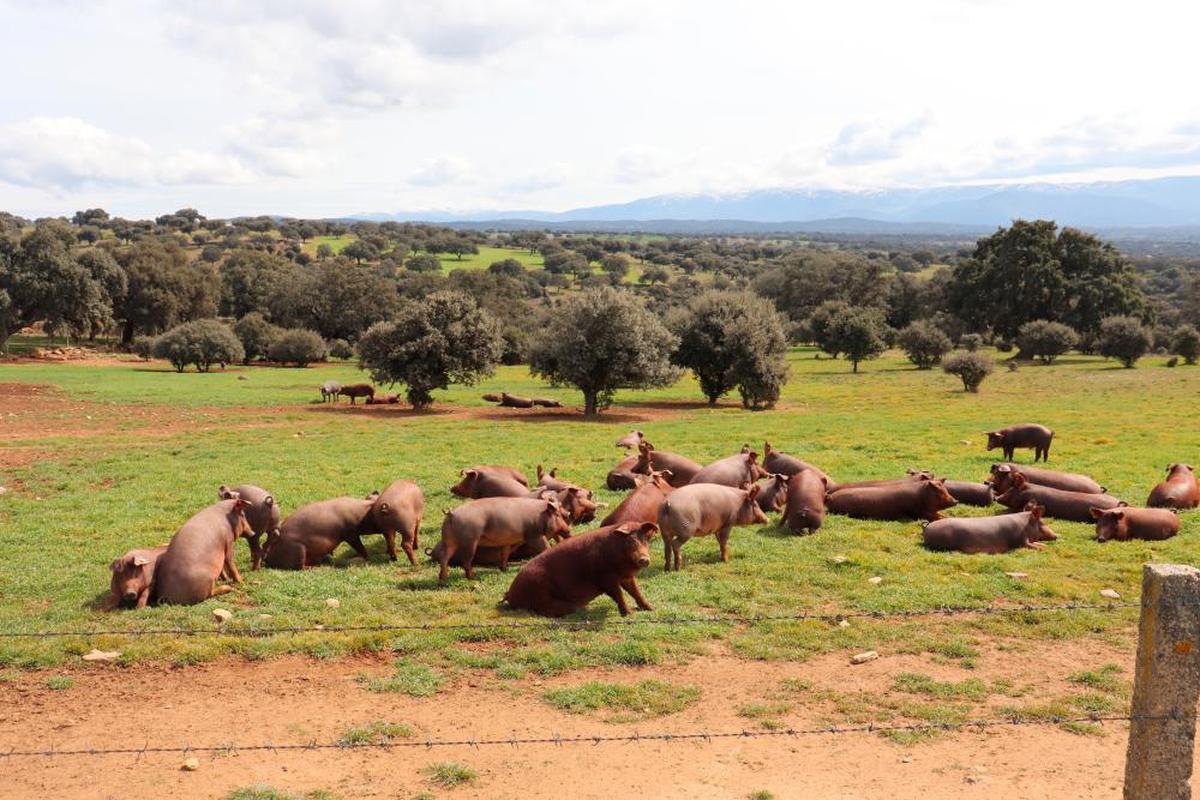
[357, 176, 1200, 235]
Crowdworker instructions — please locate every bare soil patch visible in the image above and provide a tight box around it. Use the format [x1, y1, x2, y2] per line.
[0, 641, 1161, 799]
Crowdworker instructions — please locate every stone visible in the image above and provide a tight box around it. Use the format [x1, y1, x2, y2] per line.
[181, 757, 200, 771]
[212, 608, 233, 623]
[325, 598, 340, 609]
[868, 576, 883, 585]
[850, 651, 878, 665]
[838, 619, 851, 628]
[81, 649, 120, 662]
[831, 555, 847, 564]
[1100, 589, 1121, 600]
[258, 614, 274, 621]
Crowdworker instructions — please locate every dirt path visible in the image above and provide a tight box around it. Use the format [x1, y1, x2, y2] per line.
[0, 644, 1168, 800]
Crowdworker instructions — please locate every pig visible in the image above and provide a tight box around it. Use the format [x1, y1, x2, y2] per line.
[532, 485, 598, 525]
[616, 430, 646, 449]
[1147, 464, 1199, 510]
[366, 393, 400, 404]
[320, 381, 341, 403]
[828, 471, 934, 493]
[470, 464, 529, 487]
[450, 468, 530, 499]
[658, 483, 769, 571]
[217, 484, 280, 569]
[633, 442, 703, 487]
[536, 465, 569, 492]
[989, 463, 1105, 495]
[606, 454, 643, 490]
[481, 393, 502, 403]
[531, 397, 562, 408]
[371, 480, 425, 564]
[1091, 506, 1181, 542]
[985, 424, 1054, 462]
[436, 496, 573, 581]
[825, 477, 958, 522]
[923, 502, 1057, 554]
[601, 470, 675, 526]
[428, 536, 548, 568]
[783, 469, 828, 535]
[264, 495, 380, 569]
[942, 480, 994, 507]
[340, 383, 375, 405]
[762, 441, 834, 485]
[502, 522, 657, 617]
[499, 392, 535, 408]
[689, 451, 769, 487]
[993, 472, 1123, 522]
[103, 545, 168, 610]
[152, 498, 255, 606]
[754, 473, 789, 513]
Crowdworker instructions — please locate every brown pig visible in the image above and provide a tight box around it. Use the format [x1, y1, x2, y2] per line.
[503, 522, 658, 617]
[1147, 464, 1199, 510]
[783, 470, 828, 535]
[264, 495, 380, 569]
[633, 442, 702, 487]
[339, 383, 375, 405]
[754, 473, 789, 513]
[615, 430, 645, 449]
[468, 464, 529, 487]
[499, 392, 534, 408]
[825, 477, 957, 522]
[989, 463, 1105, 495]
[828, 471, 934, 493]
[762, 441, 833, 485]
[985, 424, 1054, 462]
[532, 485, 599, 525]
[530, 397, 562, 408]
[428, 536, 549, 569]
[689, 451, 769, 487]
[606, 453, 642, 490]
[152, 498, 254, 606]
[371, 480, 425, 564]
[103, 545, 168, 610]
[436, 496, 572, 581]
[923, 502, 1056, 554]
[601, 470, 675, 526]
[450, 467, 531, 499]
[993, 473, 1123, 522]
[942, 480, 994, 507]
[217, 484, 280, 569]
[658, 483, 769, 571]
[536, 465, 569, 492]
[1092, 506, 1180, 542]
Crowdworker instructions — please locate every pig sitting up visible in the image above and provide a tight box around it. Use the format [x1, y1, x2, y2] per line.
[152, 497, 254, 606]
[503, 522, 658, 617]
[103, 545, 167, 610]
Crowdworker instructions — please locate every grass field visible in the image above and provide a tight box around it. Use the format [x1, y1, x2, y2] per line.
[0, 349, 1196, 683]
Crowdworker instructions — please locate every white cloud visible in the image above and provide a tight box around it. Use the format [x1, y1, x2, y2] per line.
[613, 146, 684, 184]
[409, 155, 474, 187]
[503, 162, 573, 194]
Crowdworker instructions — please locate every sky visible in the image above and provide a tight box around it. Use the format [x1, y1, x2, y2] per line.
[1, 0, 1198, 219]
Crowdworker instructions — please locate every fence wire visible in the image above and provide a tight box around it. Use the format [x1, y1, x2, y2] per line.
[0, 712, 1178, 760]
[0, 600, 1140, 640]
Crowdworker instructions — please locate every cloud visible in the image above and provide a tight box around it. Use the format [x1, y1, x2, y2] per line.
[409, 155, 474, 187]
[613, 146, 682, 184]
[0, 117, 255, 190]
[503, 162, 572, 194]
[827, 113, 932, 166]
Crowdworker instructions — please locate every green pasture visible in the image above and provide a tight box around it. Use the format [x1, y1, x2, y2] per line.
[0, 350, 1196, 679]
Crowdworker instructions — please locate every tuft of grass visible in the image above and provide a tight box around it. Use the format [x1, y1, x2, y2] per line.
[1068, 664, 1126, 695]
[542, 679, 701, 722]
[423, 761, 477, 788]
[891, 672, 990, 701]
[45, 675, 75, 691]
[748, 792, 776, 800]
[360, 660, 444, 697]
[225, 786, 337, 800]
[337, 721, 414, 746]
[738, 701, 794, 729]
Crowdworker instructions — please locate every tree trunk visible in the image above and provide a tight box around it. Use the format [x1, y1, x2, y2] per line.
[583, 391, 598, 417]
[121, 319, 135, 345]
[852, 360, 859, 373]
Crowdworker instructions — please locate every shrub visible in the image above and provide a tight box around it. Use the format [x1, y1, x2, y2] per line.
[152, 319, 244, 373]
[327, 338, 354, 360]
[1016, 320, 1077, 364]
[898, 321, 953, 369]
[405, 253, 442, 273]
[826, 307, 888, 372]
[1167, 356, 1179, 368]
[233, 312, 281, 364]
[958, 333, 983, 352]
[131, 335, 157, 361]
[358, 292, 503, 408]
[994, 337, 1013, 353]
[1098, 315, 1151, 368]
[267, 328, 328, 367]
[943, 351, 994, 393]
[1171, 324, 1200, 365]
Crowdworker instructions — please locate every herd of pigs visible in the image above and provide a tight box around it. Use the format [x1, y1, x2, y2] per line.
[104, 423, 1197, 619]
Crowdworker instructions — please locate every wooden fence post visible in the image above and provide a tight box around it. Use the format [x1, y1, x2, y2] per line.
[1124, 563, 1200, 800]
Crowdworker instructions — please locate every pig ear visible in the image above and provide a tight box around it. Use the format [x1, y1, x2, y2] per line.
[1089, 507, 1105, 519]
[263, 495, 275, 507]
[1029, 503, 1044, 519]
[614, 523, 638, 536]
[639, 522, 658, 539]
[217, 484, 231, 499]
[234, 497, 251, 509]
[133, 555, 151, 566]
[747, 483, 762, 500]
[109, 557, 123, 572]
[1187, 465, 1195, 471]
[763, 441, 772, 455]
[747, 451, 759, 463]
[537, 464, 545, 479]
[1114, 509, 1126, 519]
